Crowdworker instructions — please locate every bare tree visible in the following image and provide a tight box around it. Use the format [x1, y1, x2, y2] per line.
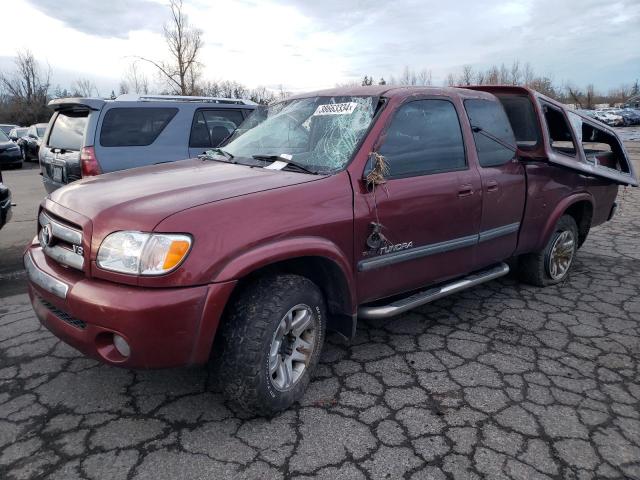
[0, 49, 51, 125]
[72, 78, 98, 97]
[522, 62, 534, 86]
[509, 60, 522, 85]
[445, 73, 456, 86]
[138, 0, 203, 95]
[121, 62, 149, 95]
[0, 50, 50, 104]
[459, 65, 474, 86]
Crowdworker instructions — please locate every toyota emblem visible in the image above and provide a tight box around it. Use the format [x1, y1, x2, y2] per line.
[41, 224, 52, 247]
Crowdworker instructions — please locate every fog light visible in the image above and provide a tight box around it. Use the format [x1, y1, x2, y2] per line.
[113, 334, 131, 357]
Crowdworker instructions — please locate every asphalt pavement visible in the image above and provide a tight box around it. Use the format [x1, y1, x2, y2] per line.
[0, 140, 639, 479]
[0, 161, 44, 297]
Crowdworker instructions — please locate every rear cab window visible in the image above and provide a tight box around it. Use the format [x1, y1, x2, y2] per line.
[493, 94, 540, 150]
[100, 108, 178, 147]
[48, 111, 89, 151]
[464, 99, 516, 167]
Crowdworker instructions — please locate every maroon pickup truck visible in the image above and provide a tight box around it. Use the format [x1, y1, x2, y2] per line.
[24, 86, 637, 414]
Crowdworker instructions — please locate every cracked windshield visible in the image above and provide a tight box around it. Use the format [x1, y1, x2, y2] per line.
[223, 96, 377, 173]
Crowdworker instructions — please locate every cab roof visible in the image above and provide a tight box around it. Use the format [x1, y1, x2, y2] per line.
[287, 85, 497, 102]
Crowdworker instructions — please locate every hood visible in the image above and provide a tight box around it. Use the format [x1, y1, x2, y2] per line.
[50, 158, 321, 231]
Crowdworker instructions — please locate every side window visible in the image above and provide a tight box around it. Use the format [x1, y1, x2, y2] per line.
[190, 109, 245, 148]
[464, 99, 516, 167]
[569, 112, 629, 173]
[378, 99, 466, 177]
[28, 126, 36, 137]
[100, 108, 178, 147]
[542, 104, 576, 156]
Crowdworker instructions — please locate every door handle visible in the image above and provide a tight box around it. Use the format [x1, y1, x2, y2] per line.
[486, 180, 499, 193]
[458, 185, 474, 197]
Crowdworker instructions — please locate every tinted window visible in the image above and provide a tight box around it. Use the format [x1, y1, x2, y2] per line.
[496, 95, 540, 148]
[464, 99, 516, 167]
[378, 100, 466, 177]
[36, 127, 46, 137]
[100, 108, 177, 147]
[543, 104, 576, 156]
[189, 109, 245, 148]
[48, 111, 88, 150]
[0, 129, 8, 142]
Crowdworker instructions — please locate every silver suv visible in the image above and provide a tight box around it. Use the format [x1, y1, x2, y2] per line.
[39, 95, 257, 193]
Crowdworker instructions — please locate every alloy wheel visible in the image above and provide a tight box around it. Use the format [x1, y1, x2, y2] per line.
[268, 304, 316, 392]
[547, 230, 575, 280]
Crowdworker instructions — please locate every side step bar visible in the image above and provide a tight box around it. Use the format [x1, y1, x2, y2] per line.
[358, 262, 510, 319]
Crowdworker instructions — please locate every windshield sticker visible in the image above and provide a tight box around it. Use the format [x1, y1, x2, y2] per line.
[264, 160, 288, 170]
[313, 102, 358, 116]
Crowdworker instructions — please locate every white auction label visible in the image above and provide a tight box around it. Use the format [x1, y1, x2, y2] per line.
[313, 102, 358, 116]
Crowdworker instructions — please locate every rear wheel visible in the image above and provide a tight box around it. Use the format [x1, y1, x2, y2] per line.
[519, 215, 578, 286]
[216, 274, 326, 415]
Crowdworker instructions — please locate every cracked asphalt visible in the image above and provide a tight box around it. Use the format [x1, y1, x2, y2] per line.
[1, 144, 640, 479]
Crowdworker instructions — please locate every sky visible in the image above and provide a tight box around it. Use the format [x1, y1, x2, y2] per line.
[0, 0, 638, 95]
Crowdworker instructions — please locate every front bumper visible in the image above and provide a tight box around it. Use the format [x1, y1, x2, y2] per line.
[25, 246, 236, 368]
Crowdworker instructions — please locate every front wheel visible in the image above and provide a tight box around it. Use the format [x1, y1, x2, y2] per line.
[519, 215, 578, 286]
[216, 274, 326, 415]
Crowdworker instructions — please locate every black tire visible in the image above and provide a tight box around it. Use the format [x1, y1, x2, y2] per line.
[519, 215, 579, 286]
[216, 274, 326, 415]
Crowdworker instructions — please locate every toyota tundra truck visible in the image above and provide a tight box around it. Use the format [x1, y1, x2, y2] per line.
[24, 86, 637, 415]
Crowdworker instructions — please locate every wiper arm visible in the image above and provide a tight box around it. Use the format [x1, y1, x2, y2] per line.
[199, 148, 235, 161]
[252, 155, 317, 174]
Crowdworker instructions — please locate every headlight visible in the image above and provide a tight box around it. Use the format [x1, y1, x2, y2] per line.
[96, 231, 192, 275]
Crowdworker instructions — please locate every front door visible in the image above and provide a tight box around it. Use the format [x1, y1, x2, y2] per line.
[354, 98, 483, 303]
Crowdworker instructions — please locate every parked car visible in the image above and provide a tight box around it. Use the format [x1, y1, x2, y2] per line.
[0, 124, 18, 135]
[8, 127, 28, 142]
[17, 123, 48, 161]
[39, 94, 257, 193]
[0, 128, 22, 169]
[619, 108, 640, 126]
[0, 170, 12, 230]
[24, 86, 637, 415]
[594, 109, 624, 127]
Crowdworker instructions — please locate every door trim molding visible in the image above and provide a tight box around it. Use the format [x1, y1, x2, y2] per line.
[358, 222, 520, 272]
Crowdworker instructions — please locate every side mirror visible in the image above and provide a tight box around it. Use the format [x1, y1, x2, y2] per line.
[363, 152, 389, 188]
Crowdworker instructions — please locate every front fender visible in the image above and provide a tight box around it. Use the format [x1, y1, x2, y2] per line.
[536, 193, 593, 251]
[212, 235, 356, 304]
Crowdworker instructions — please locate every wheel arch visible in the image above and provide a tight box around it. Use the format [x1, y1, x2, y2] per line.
[212, 237, 357, 338]
[538, 193, 594, 251]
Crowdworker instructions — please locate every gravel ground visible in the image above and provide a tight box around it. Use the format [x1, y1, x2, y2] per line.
[1, 148, 639, 479]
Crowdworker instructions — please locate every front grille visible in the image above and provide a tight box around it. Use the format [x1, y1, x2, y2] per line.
[38, 210, 85, 271]
[37, 295, 86, 329]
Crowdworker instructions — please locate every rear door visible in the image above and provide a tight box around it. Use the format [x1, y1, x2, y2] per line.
[40, 109, 90, 185]
[463, 98, 525, 268]
[188, 108, 246, 158]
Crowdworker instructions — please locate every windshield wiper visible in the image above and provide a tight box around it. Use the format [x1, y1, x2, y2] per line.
[252, 154, 317, 174]
[199, 148, 235, 161]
